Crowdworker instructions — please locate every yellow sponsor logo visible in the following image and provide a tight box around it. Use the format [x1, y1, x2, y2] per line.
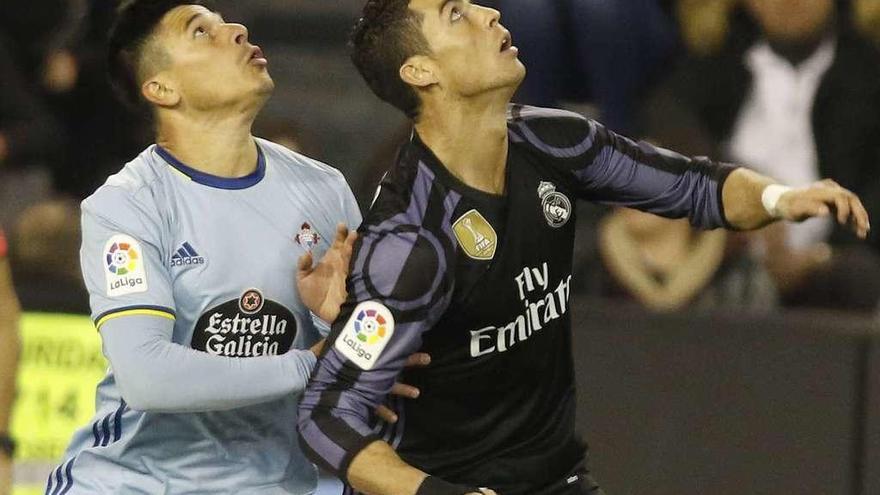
[452, 209, 497, 260]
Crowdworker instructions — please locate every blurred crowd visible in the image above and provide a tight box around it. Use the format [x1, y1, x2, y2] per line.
[3, 0, 880, 321]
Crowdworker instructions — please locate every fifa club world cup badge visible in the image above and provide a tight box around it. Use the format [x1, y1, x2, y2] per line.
[538, 181, 572, 228]
[295, 223, 321, 251]
[452, 209, 498, 261]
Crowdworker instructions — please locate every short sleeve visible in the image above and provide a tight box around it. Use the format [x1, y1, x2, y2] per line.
[80, 188, 175, 330]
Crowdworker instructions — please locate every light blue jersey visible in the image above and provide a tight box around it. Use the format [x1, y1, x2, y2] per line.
[48, 138, 361, 494]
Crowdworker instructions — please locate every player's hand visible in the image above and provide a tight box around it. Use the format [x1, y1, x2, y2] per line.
[0, 453, 11, 495]
[375, 352, 431, 424]
[297, 223, 357, 323]
[776, 179, 870, 239]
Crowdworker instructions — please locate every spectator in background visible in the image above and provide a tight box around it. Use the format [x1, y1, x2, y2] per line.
[644, 0, 880, 313]
[0, 228, 21, 495]
[38, 0, 152, 200]
[0, 36, 63, 230]
[488, 0, 679, 134]
[855, 0, 880, 45]
[677, 0, 738, 56]
[599, 208, 777, 312]
[1, 0, 151, 201]
[1, 0, 147, 302]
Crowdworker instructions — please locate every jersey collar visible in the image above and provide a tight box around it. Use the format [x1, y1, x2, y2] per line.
[155, 144, 266, 190]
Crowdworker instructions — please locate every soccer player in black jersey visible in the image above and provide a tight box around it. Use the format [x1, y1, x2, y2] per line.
[298, 1, 871, 494]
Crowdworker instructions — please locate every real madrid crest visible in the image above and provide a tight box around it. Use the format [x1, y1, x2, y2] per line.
[538, 181, 572, 228]
[452, 209, 498, 260]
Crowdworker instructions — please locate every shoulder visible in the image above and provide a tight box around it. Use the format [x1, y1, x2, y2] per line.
[362, 143, 462, 234]
[507, 104, 590, 126]
[507, 104, 601, 164]
[257, 138, 348, 185]
[353, 150, 460, 305]
[257, 138, 360, 224]
[81, 147, 168, 240]
[350, 223, 455, 313]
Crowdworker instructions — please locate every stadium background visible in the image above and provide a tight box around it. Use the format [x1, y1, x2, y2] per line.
[3, 0, 880, 494]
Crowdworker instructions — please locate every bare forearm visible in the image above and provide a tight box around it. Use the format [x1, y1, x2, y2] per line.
[722, 167, 871, 239]
[348, 440, 428, 495]
[721, 167, 777, 230]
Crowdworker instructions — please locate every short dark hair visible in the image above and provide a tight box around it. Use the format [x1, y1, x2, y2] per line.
[350, 0, 431, 119]
[107, 0, 212, 110]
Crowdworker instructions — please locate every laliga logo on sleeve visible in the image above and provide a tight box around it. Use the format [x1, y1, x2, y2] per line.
[335, 301, 395, 370]
[104, 234, 148, 297]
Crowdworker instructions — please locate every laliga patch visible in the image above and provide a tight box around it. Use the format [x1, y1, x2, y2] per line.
[452, 209, 497, 260]
[335, 301, 395, 370]
[103, 234, 148, 297]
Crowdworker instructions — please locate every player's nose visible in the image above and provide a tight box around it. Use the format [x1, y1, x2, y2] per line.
[475, 5, 501, 29]
[227, 22, 249, 45]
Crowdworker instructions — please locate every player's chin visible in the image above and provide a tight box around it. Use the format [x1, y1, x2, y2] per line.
[496, 64, 526, 90]
[511, 61, 526, 83]
[254, 75, 275, 94]
[496, 58, 525, 82]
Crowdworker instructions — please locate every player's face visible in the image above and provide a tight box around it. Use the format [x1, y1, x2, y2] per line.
[745, 0, 834, 42]
[155, 5, 274, 111]
[408, 0, 526, 98]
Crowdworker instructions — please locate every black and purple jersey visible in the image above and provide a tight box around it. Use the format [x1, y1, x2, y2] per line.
[298, 105, 735, 494]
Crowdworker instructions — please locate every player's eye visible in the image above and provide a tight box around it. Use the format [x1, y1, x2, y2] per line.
[450, 6, 463, 22]
[194, 26, 208, 38]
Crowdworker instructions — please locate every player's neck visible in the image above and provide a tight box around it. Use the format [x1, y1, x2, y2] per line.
[156, 111, 259, 179]
[415, 96, 509, 196]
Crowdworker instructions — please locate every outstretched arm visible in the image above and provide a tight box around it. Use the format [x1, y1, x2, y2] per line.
[509, 108, 870, 237]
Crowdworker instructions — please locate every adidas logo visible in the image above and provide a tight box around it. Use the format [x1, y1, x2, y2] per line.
[171, 242, 206, 267]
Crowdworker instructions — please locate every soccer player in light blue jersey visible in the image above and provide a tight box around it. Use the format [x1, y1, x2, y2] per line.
[45, 1, 423, 493]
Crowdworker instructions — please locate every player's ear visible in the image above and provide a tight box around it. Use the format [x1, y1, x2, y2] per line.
[400, 55, 438, 89]
[142, 74, 180, 108]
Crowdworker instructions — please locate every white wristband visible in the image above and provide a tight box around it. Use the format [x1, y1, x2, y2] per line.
[761, 184, 793, 218]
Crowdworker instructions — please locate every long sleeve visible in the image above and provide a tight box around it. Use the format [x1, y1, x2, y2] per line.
[508, 104, 737, 229]
[298, 168, 460, 479]
[100, 314, 316, 413]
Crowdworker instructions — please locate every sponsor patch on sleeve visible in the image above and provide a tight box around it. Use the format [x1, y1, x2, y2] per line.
[334, 301, 395, 370]
[103, 234, 149, 297]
